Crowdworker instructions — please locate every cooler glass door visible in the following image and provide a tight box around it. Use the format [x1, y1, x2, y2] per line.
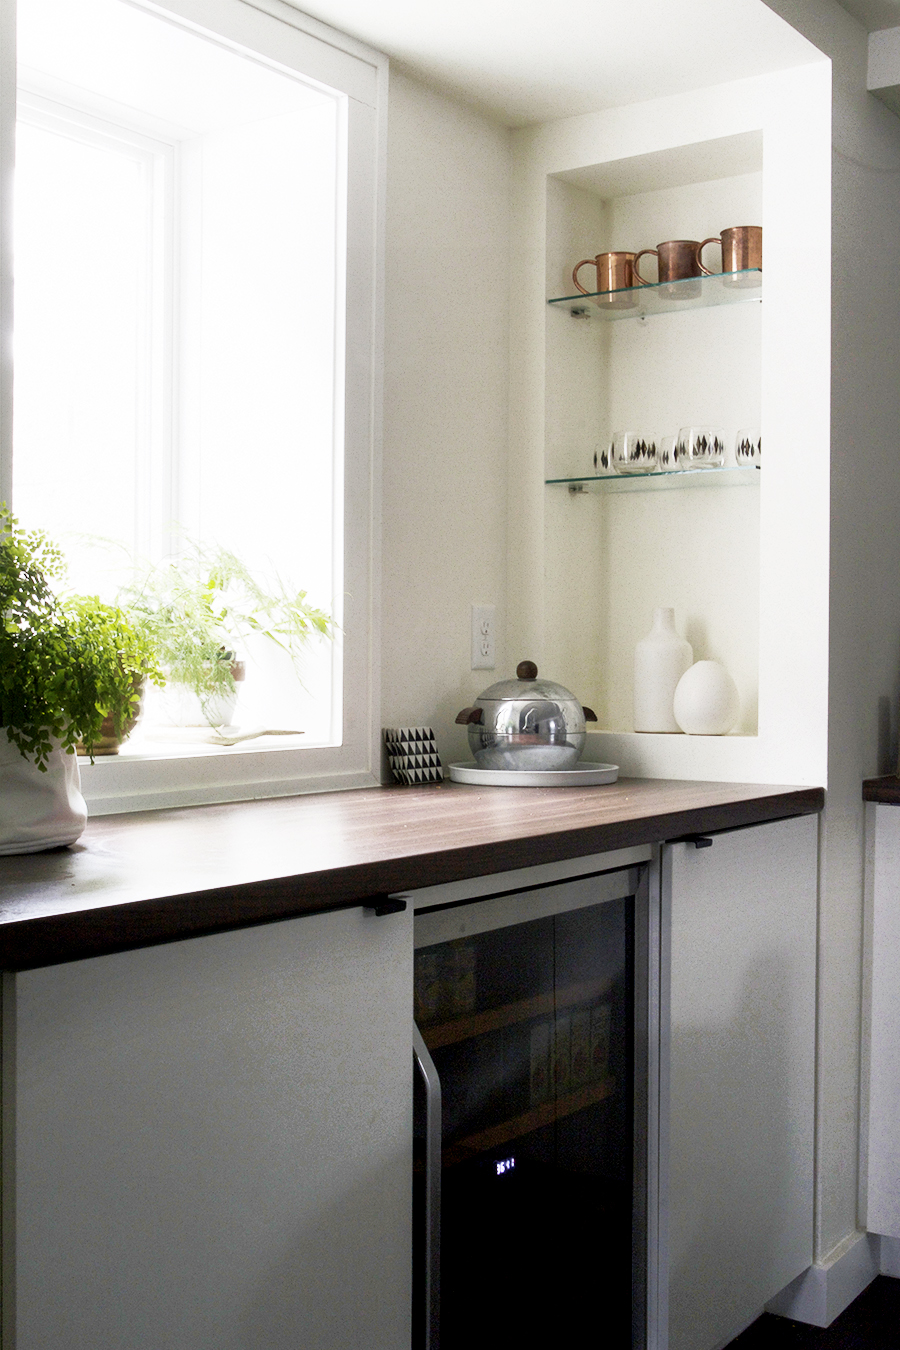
[414, 868, 644, 1349]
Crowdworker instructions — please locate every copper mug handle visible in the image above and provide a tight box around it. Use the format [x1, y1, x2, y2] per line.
[572, 258, 598, 294]
[632, 248, 657, 287]
[696, 237, 721, 277]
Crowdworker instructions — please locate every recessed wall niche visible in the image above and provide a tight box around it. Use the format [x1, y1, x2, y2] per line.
[543, 131, 763, 739]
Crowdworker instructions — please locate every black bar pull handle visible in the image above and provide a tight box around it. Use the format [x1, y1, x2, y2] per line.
[365, 897, 408, 916]
[671, 834, 714, 849]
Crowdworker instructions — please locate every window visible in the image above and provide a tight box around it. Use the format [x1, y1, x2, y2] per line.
[3, 0, 386, 811]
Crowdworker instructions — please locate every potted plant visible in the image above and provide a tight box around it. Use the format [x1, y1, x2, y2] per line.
[118, 542, 334, 728]
[67, 596, 165, 756]
[0, 507, 163, 852]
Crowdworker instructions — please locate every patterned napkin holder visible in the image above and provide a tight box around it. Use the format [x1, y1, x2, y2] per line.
[384, 727, 443, 785]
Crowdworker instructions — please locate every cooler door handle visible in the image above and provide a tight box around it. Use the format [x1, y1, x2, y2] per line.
[413, 1024, 441, 1350]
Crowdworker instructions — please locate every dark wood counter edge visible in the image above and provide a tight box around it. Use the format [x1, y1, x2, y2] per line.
[863, 775, 900, 804]
[0, 784, 824, 971]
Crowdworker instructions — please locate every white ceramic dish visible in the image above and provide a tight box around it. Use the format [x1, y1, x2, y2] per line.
[448, 761, 619, 787]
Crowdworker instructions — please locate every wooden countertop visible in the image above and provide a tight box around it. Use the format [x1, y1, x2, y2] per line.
[863, 775, 900, 804]
[0, 778, 823, 969]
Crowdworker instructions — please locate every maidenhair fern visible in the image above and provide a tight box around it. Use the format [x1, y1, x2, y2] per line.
[0, 507, 163, 766]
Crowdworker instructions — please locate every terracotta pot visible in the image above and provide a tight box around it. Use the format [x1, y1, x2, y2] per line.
[76, 677, 145, 757]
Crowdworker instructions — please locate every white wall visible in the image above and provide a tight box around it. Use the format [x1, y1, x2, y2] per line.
[764, 0, 900, 1270]
[380, 72, 510, 767]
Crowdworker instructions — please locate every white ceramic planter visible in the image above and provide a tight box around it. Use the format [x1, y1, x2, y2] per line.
[154, 661, 245, 728]
[156, 684, 239, 728]
[0, 735, 87, 854]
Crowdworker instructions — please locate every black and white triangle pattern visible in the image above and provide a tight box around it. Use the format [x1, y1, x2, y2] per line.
[384, 726, 443, 785]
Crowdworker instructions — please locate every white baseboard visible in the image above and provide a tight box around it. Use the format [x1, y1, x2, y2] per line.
[877, 1233, 900, 1277]
[765, 1231, 879, 1327]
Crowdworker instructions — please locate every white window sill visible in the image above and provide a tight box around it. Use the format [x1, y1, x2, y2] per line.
[102, 728, 316, 759]
[77, 732, 381, 815]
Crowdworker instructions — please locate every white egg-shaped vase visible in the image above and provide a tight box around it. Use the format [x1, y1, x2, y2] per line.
[673, 660, 740, 736]
[633, 607, 693, 732]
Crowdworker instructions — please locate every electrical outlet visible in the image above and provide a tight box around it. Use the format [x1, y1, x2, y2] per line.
[471, 604, 496, 670]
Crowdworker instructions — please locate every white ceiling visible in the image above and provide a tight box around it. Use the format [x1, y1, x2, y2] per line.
[834, 0, 900, 29]
[281, 0, 822, 127]
[555, 131, 763, 199]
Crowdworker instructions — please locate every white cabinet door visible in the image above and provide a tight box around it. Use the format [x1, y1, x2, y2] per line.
[865, 802, 900, 1237]
[663, 814, 817, 1350]
[7, 903, 412, 1350]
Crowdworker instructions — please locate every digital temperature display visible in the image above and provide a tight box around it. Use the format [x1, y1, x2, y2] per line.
[495, 1156, 515, 1177]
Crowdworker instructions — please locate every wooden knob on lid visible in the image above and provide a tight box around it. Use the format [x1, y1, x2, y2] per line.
[516, 661, 538, 680]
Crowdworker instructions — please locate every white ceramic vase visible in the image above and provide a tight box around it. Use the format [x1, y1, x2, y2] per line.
[0, 735, 87, 854]
[154, 662, 245, 729]
[673, 660, 741, 735]
[157, 684, 239, 728]
[633, 608, 693, 732]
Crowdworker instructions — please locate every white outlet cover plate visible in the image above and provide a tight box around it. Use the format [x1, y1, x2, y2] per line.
[471, 604, 495, 670]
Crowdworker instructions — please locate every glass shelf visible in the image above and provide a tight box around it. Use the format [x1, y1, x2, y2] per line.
[547, 466, 760, 494]
[547, 268, 761, 320]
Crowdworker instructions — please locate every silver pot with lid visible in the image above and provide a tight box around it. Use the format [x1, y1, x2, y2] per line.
[455, 661, 597, 772]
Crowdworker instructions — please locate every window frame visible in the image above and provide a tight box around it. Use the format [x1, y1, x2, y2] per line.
[1, 0, 387, 814]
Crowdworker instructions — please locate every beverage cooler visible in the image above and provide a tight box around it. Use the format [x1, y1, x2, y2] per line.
[413, 862, 652, 1349]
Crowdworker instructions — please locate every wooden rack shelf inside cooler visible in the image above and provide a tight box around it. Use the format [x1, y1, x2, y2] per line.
[443, 1077, 616, 1167]
[420, 977, 612, 1050]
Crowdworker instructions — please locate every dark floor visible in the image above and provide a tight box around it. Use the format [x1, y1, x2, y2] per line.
[723, 1276, 900, 1349]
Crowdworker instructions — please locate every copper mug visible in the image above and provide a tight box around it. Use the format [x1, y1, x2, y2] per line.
[697, 225, 762, 284]
[632, 239, 702, 297]
[572, 251, 636, 308]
